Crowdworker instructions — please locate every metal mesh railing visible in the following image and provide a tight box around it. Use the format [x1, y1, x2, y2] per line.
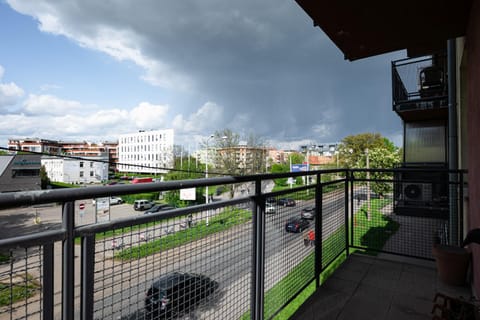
[0, 169, 465, 319]
[350, 169, 466, 260]
[85, 203, 253, 320]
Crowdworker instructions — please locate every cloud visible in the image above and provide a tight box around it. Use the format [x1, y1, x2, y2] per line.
[173, 101, 224, 134]
[0, 65, 24, 108]
[4, 0, 404, 147]
[23, 94, 87, 115]
[129, 102, 170, 129]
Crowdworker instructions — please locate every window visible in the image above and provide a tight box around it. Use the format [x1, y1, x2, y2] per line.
[80, 171, 84, 177]
[90, 162, 93, 168]
[80, 162, 84, 168]
[90, 171, 94, 177]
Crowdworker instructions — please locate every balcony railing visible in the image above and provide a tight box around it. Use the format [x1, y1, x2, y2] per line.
[0, 168, 465, 320]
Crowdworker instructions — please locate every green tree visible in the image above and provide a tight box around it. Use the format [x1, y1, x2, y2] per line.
[338, 133, 395, 168]
[338, 132, 401, 201]
[163, 156, 204, 207]
[271, 163, 289, 186]
[39, 165, 50, 189]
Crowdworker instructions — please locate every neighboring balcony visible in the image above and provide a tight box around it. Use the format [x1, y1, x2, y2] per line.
[392, 54, 448, 122]
[0, 168, 469, 319]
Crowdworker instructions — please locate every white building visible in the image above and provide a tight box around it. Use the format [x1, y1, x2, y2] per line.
[117, 129, 174, 174]
[41, 156, 109, 184]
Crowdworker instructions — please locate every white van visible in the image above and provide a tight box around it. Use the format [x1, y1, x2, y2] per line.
[134, 199, 154, 211]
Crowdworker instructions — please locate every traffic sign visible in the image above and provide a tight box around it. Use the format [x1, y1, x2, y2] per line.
[79, 203, 85, 210]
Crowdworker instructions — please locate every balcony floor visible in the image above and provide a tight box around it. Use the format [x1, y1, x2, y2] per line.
[291, 253, 472, 320]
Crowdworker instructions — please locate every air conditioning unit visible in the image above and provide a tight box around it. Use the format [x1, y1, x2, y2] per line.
[403, 183, 432, 203]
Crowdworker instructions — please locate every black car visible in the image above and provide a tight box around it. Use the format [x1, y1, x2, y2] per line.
[300, 206, 316, 220]
[278, 198, 296, 207]
[285, 218, 310, 233]
[145, 272, 219, 318]
[144, 204, 173, 214]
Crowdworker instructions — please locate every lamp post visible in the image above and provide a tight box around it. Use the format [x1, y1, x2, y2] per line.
[205, 135, 214, 225]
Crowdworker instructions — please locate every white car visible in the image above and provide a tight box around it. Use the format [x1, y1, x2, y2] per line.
[109, 197, 124, 205]
[92, 197, 123, 206]
[265, 204, 276, 214]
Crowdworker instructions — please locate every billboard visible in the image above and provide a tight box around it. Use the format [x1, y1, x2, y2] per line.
[291, 164, 309, 172]
[180, 188, 196, 200]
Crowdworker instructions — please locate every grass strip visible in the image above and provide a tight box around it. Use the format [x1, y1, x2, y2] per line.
[352, 198, 399, 252]
[114, 207, 251, 260]
[0, 275, 40, 307]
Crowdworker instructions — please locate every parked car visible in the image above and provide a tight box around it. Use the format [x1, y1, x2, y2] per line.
[133, 199, 154, 211]
[285, 217, 310, 233]
[93, 197, 122, 206]
[300, 206, 316, 220]
[109, 197, 123, 205]
[144, 204, 175, 214]
[266, 197, 276, 204]
[353, 192, 380, 201]
[145, 272, 219, 318]
[265, 203, 276, 214]
[278, 198, 296, 207]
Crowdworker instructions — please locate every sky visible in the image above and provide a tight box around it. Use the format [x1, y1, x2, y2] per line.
[0, 0, 405, 151]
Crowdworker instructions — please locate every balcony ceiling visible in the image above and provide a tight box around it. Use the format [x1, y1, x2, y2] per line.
[295, 0, 472, 60]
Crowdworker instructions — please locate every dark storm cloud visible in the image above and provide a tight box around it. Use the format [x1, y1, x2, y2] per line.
[7, 0, 404, 146]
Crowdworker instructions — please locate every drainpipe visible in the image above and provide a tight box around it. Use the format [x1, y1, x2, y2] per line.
[448, 39, 459, 245]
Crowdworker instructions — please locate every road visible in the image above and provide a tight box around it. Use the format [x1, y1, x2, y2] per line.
[0, 190, 346, 320]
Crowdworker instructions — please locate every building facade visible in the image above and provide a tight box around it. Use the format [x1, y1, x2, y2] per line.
[0, 154, 42, 192]
[41, 156, 109, 184]
[117, 129, 174, 174]
[8, 138, 118, 173]
[8, 138, 61, 154]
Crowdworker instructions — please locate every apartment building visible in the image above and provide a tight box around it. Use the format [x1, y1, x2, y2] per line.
[117, 129, 174, 174]
[41, 156, 108, 184]
[8, 138, 118, 172]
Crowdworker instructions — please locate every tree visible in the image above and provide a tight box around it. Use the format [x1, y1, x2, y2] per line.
[40, 165, 50, 189]
[163, 156, 204, 207]
[338, 133, 396, 169]
[338, 132, 401, 208]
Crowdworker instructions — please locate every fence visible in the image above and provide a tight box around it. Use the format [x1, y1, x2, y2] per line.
[0, 168, 464, 319]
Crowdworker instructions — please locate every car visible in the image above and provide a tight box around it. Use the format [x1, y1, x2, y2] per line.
[265, 203, 276, 214]
[285, 217, 310, 233]
[144, 204, 174, 214]
[354, 192, 380, 201]
[278, 198, 296, 207]
[109, 197, 123, 205]
[300, 206, 316, 220]
[266, 197, 276, 205]
[145, 272, 219, 318]
[133, 199, 154, 211]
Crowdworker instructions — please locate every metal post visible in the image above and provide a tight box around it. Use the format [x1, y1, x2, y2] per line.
[81, 235, 95, 320]
[350, 170, 354, 248]
[43, 243, 54, 320]
[62, 201, 75, 320]
[314, 173, 322, 288]
[251, 178, 264, 320]
[344, 171, 350, 256]
[448, 39, 459, 246]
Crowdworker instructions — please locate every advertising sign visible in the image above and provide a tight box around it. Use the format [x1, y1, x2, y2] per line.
[291, 164, 309, 172]
[95, 197, 110, 223]
[180, 188, 196, 200]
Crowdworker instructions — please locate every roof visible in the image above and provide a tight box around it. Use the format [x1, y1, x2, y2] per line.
[295, 0, 472, 60]
[0, 156, 14, 176]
